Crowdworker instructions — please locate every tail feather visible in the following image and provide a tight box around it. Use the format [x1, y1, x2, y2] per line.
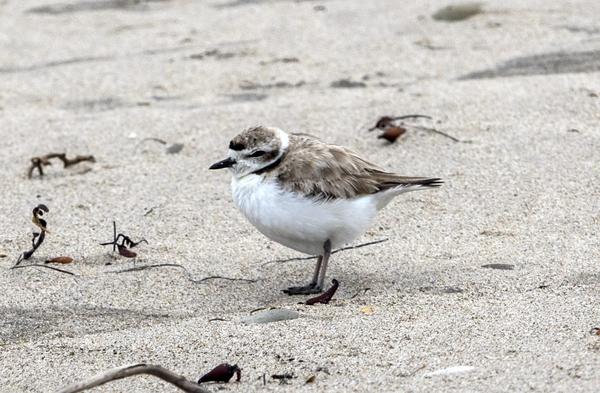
[379, 177, 443, 191]
[373, 177, 442, 210]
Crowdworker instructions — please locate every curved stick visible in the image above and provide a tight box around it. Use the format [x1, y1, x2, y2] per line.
[413, 126, 460, 142]
[108, 263, 256, 284]
[391, 114, 432, 121]
[57, 363, 210, 393]
[11, 264, 75, 276]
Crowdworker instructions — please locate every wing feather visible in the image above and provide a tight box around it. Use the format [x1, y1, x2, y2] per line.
[272, 134, 441, 200]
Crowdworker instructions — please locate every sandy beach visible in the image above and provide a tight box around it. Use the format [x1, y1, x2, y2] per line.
[1, 0, 600, 391]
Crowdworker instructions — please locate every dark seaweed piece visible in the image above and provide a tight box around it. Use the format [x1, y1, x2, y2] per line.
[100, 221, 147, 257]
[14, 204, 50, 265]
[198, 363, 241, 383]
[305, 279, 339, 305]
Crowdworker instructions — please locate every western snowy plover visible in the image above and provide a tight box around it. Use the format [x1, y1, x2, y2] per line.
[210, 126, 442, 294]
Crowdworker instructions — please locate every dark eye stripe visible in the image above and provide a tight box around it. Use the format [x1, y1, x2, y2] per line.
[248, 150, 266, 158]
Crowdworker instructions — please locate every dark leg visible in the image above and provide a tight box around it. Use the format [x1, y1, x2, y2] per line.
[283, 240, 331, 295]
[283, 256, 322, 295]
[316, 239, 332, 290]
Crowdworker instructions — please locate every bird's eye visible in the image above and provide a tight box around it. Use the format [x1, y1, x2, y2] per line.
[248, 150, 266, 158]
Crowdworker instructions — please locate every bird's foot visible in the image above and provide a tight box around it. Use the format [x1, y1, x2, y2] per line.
[282, 283, 322, 295]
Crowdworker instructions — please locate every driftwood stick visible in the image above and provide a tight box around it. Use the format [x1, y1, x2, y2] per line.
[262, 238, 389, 266]
[57, 363, 211, 393]
[413, 126, 460, 142]
[108, 263, 256, 284]
[11, 264, 75, 276]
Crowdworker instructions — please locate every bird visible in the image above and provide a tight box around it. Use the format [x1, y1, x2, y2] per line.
[209, 126, 442, 295]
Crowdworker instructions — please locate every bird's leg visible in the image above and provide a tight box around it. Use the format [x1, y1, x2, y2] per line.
[316, 239, 332, 291]
[283, 240, 331, 295]
[283, 256, 322, 295]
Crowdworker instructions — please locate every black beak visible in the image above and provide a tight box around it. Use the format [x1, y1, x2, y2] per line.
[209, 157, 236, 170]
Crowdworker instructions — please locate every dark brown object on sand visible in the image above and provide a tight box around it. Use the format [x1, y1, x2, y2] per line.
[305, 279, 340, 305]
[198, 363, 241, 383]
[28, 153, 95, 178]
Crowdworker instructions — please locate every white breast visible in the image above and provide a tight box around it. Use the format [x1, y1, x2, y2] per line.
[231, 175, 379, 255]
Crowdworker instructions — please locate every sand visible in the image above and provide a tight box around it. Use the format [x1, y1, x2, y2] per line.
[1, 0, 600, 391]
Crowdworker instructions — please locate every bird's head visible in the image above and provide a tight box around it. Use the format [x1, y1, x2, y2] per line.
[209, 126, 289, 178]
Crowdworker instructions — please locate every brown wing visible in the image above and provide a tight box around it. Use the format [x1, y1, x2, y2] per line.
[272, 134, 441, 200]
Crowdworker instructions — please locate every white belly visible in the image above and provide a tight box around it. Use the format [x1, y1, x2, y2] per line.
[232, 175, 379, 255]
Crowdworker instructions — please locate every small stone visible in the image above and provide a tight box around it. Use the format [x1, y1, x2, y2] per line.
[432, 3, 483, 22]
[241, 308, 299, 324]
[166, 143, 184, 154]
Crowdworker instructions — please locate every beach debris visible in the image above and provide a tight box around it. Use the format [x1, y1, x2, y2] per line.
[432, 3, 483, 22]
[45, 256, 74, 264]
[108, 263, 256, 284]
[378, 126, 407, 143]
[15, 204, 49, 265]
[368, 115, 431, 131]
[166, 143, 184, 154]
[12, 263, 76, 276]
[100, 221, 147, 258]
[57, 363, 209, 393]
[590, 327, 600, 336]
[241, 308, 300, 324]
[359, 305, 375, 315]
[137, 137, 184, 154]
[305, 279, 339, 305]
[424, 365, 475, 377]
[369, 115, 460, 143]
[350, 287, 371, 299]
[272, 373, 295, 384]
[198, 363, 241, 383]
[28, 153, 95, 178]
[0, 253, 7, 258]
[481, 263, 514, 270]
[305, 375, 316, 384]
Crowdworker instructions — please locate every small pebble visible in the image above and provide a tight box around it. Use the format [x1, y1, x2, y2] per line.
[432, 3, 483, 22]
[241, 308, 299, 324]
[166, 143, 184, 154]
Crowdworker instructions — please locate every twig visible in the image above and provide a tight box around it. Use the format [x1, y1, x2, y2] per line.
[262, 238, 389, 266]
[368, 115, 431, 131]
[107, 263, 256, 284]
[349, 287, 371, 299]
[56, 363, 210, 393]
[413, 126, 460, 142]
[392, 114, 432, 121]
[99, 221, 147, 257]
[11, 264, 75, 276]
[28, 153, 95, 178]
